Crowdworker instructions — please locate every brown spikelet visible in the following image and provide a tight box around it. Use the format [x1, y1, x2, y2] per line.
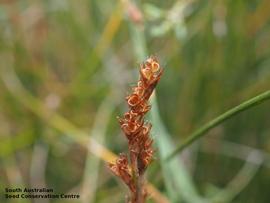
[108, 56, 163, 203]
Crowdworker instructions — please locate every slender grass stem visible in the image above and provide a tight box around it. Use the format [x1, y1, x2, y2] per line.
[166, 90, 270, 161]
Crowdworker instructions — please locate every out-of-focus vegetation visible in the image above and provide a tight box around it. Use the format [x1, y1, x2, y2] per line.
[0, 0, 270, 203]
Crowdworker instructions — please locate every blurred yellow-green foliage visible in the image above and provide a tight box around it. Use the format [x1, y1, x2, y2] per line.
[0, 0, 270, 203]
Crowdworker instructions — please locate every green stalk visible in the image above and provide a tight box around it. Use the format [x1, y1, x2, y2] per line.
[166, 90, 270, 161]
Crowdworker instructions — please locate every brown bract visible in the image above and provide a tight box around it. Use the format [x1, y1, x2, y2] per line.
[109, 56, 163, 203]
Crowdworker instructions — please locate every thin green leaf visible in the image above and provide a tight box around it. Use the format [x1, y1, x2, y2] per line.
[150, 96, 207, 203]
[167, 90, 270, 160]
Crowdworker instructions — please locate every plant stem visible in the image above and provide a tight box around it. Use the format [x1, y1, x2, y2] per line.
[135, 174, 145, 203]
[166, 90, 270, 161]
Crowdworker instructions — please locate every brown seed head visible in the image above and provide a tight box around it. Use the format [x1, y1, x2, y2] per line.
[108, 56, 163, 202]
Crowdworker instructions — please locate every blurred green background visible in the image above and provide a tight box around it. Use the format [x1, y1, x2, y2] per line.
[0, 0, 270, 203]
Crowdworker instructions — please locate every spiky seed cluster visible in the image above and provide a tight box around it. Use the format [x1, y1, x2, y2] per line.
[109, 56, 163, 202]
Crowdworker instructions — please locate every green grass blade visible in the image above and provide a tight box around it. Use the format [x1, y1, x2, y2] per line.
[167, 90, 270, 160]
[150, 96, 207, 203]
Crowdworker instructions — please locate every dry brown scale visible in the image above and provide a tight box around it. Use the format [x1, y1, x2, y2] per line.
[109, 56, 163, 203]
